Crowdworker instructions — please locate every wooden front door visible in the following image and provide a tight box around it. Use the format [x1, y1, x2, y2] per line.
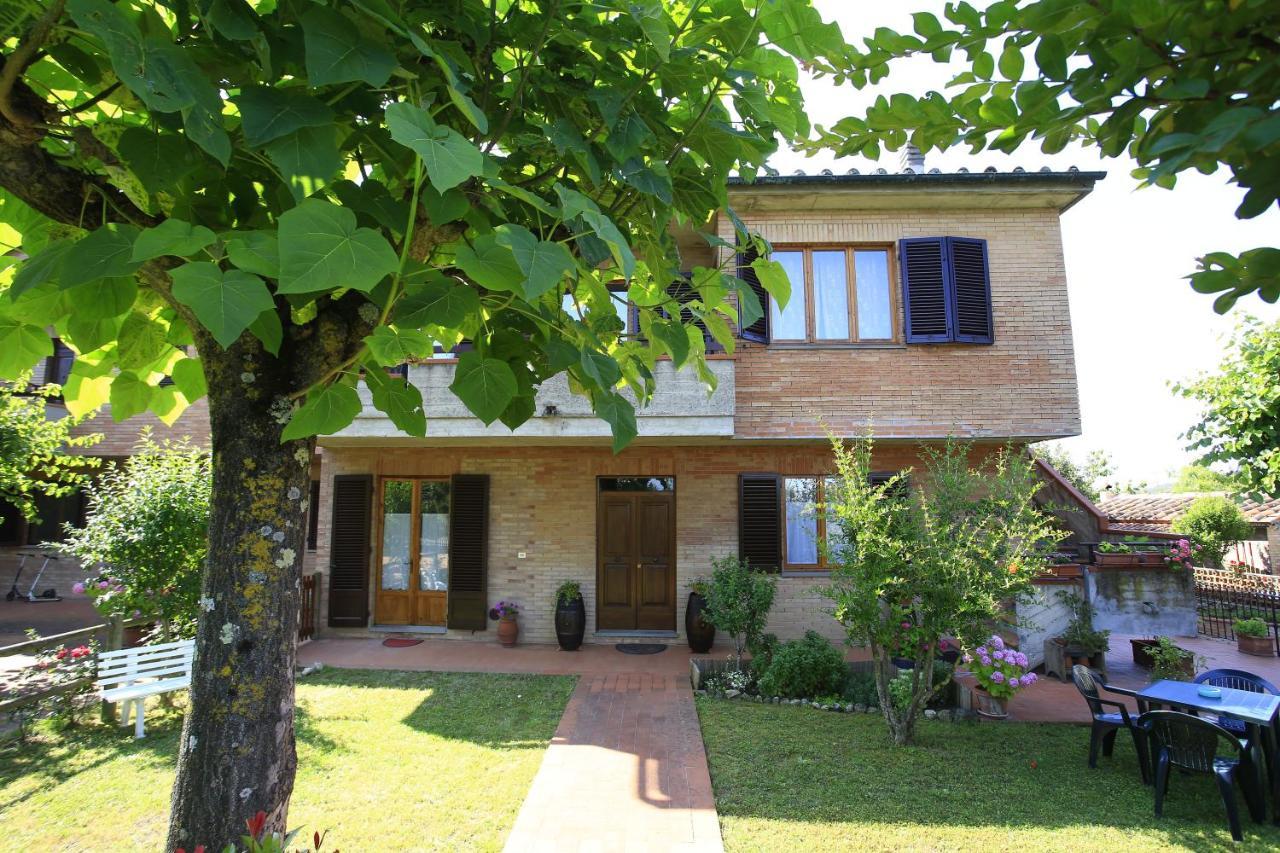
[596, 492, 675, 631]
[375, 479, 451, 626]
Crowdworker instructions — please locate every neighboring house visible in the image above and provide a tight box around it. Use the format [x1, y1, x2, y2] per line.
[1097, 492, 1278, 571]
[311, 160, 1103, 645]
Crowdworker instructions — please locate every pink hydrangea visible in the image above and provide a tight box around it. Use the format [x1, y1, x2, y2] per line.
[71, 582, 85, 595]
[97, 580, 110, 590]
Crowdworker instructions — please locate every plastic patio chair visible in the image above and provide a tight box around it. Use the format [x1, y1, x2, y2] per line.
[1193, 669, 1280, 735]
[1137, 710, 1265, 842]
[1071, 665, 1151, 784]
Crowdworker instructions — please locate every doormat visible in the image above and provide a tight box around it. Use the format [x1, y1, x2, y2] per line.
[382, 638, 423, 648]
[615, 643, 667, 655]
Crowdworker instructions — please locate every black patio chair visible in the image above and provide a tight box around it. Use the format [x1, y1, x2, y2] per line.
[1071, 664, 1151, 784]
[1193, 669, 1280, 735]
[1137, 710, 1265, 842]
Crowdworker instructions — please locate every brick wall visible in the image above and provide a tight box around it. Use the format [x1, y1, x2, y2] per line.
[719, 205, 1080, 440]
[69, 398, 210, 456]
[312, 440, 1006, 645]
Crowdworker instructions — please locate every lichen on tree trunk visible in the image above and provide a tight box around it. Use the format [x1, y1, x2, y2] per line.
[166, 341, 316, 851]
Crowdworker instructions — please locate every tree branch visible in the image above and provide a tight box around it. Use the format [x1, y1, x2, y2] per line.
[0, 0, 65, 129]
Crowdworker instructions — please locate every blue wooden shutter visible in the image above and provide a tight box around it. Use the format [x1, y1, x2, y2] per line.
[447, 474, 489, 630]
[948, 237, 994, 344]
[737, 246, 770, 343]
[899, 238, 953, 342]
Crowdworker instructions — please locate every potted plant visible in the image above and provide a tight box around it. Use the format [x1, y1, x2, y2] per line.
[1095, 540, 1140, 567]
[685, 577, 716, 653]
[963, 634, 1037, 719]
[1234, 618, 1274, 657]
[1165, 538, 1200, 573]
[1056, 590, 1110, 667]
[1130, 637, 1160, 668]
[489, 600, 520, 647]
[554, 581, 586, 651]
[1148, 635, 1205, 681]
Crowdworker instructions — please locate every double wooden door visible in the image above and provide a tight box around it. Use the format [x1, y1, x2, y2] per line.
[596, 492, 676, 631]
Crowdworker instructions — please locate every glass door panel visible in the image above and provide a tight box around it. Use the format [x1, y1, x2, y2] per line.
[419, 481, 450, 592]
[381, 481, 412, 591]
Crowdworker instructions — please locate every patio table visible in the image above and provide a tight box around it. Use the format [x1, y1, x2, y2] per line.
[1138, 679, 1280, 823]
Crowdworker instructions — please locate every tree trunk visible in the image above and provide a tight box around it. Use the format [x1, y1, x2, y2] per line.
[166, 343, 315, 851]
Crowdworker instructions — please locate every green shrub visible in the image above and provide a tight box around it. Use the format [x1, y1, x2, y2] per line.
[843, 671, 879, 707]
[705, 555, 777, 668]
[748, 632, 780, 678]
[758, 631, 847, 699]
[555, 580, 581, 604]
[1173, 496, 1253, 568]
[1235, 618, 1269, 638]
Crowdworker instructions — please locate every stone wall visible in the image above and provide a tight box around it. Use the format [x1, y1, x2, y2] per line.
[1014, 579, 1083, 669]
[1087, 567, 1198, 637]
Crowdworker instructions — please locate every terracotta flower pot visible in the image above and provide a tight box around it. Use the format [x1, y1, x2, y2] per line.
[497, 616, 519, 647]
[972, 688, 1008, 720]
[1238, 633, 1274, 657]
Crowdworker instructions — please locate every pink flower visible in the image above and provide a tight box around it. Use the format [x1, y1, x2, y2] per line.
[962, 653, 973, 664]
[97, 581, 109, 590]
[71, 582, 85, 595]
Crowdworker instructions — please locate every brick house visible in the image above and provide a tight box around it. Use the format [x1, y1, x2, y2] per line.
[308, 165, 1104, 645]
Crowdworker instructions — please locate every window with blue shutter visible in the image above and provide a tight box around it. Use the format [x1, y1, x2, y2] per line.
[736, 245, 770, 343]
[900, 237, 993, 345]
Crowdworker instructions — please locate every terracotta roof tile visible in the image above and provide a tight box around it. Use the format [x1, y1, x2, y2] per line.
[1096, 493, 1280, 526]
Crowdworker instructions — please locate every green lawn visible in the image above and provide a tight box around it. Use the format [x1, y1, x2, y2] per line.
[697, 697, 1280, 852]
[0, 669, 574, 852]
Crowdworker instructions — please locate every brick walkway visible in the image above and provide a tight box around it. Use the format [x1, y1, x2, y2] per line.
[504, 673, 722, 853]
[300, 639, 725, 852]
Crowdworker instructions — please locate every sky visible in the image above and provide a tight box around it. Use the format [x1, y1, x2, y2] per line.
[768, 1, 1280, 488]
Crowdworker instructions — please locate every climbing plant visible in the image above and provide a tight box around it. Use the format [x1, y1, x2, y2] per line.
[0, 0, 855, 846]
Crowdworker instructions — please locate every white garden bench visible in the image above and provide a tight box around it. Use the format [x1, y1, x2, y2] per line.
[96, 638, 194, 738]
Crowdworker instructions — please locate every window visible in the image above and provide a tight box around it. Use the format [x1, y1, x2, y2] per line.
[900, 237, 993, 344]
[44, 340, 75, 387]
[562, 288, 630, 333]
[783, 477, 839, 570]
[769, 247, 895, 343]
[378, 479, 451, 594]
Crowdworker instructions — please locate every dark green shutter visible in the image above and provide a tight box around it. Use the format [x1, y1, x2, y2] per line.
[739, 473, 782, 573]
[328, 474, 372, 627]
[447, 474, 490, 630]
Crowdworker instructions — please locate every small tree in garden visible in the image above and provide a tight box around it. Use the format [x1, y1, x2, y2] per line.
[704, 555, 776, 670]
[1173, 496, 1253, 570]
[58, 432, 210, 635]
[0, 371, 101, 524]
[824, 434, 1058, 746]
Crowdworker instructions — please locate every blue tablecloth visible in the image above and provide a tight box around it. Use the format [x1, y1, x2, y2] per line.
[1138, 679, 1280, 725]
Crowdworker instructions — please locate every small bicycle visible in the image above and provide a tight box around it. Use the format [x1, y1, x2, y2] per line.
[4, 551, 61, 602]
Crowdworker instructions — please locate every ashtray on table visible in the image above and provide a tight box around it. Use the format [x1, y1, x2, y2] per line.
[1197, 685, 1223, 699]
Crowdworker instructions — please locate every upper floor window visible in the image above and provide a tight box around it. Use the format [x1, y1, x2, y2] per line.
[769, 247, 895, 343]
[44, 339, 75, 387]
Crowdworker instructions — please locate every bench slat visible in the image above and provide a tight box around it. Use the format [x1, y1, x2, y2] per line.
[98, 639, 194, 661]
[98, 656, 193, 682]
[97, 648, 194, 670]
[102, 676, 191, 702]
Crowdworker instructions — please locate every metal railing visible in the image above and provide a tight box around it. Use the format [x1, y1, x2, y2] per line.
[1193, 567, 1280, 655]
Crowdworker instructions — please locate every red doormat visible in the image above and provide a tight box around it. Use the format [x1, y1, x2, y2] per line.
[381, 638, 423, 648]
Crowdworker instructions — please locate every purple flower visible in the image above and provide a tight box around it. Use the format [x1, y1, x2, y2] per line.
[1008, 677, 1020, 688]
[980, 656, 992, 667]
[976, 646, 988, 657]
[900, 621, 911, 630]
[991, 635, 1005, 651]
[71, 582, 85, 595]
[97, 581, 110, 590]
[990, 671, 1005, 684]
[992, 649, 1005, 661]
[1023, 672, 1037, 685]
[962, 653, 973, 664]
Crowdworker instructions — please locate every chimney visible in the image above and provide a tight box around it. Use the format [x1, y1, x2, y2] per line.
[900, 143, 925, 173]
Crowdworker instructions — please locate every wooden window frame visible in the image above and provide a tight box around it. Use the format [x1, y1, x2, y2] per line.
[768, 244, 900, 345]
[373, 475, 451, 600]
[782, 475, 834, 572]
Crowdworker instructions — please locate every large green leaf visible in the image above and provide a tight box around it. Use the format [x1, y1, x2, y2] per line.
[365, 326, 433, 365]
[385, 102, 484, 193]
[302, 7, 397, 87]
[495, 225, 575, 299]
[266, 125, 343, 202]
[115, 313, 173, 370]
[454, 234, 524, 294]
[66, 277, 138, 320]
[751, 258, 791, 309]
[593, 390, 638, 453]
[66, 315, 123, 353]
[115, 128, 201, 195]
[109, 371, 152, 420]
[131, 219, 217, 262]
[61, 224, 142, 287]
[234, 87, 335, 148]
[449, 351, 517, 425]
[10, 240, 71, 300]
[394, 276, 481, 329]
[276, 200, 398, 294]
[225, 231, 280, 278]
[249, 308, 283, 355]
[0, 319, 51, 379]
[365, 367, 427, 436]
[170, 357, 208, 400]
[281, 381, 363, 440]
[170, 262, 275, 348]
